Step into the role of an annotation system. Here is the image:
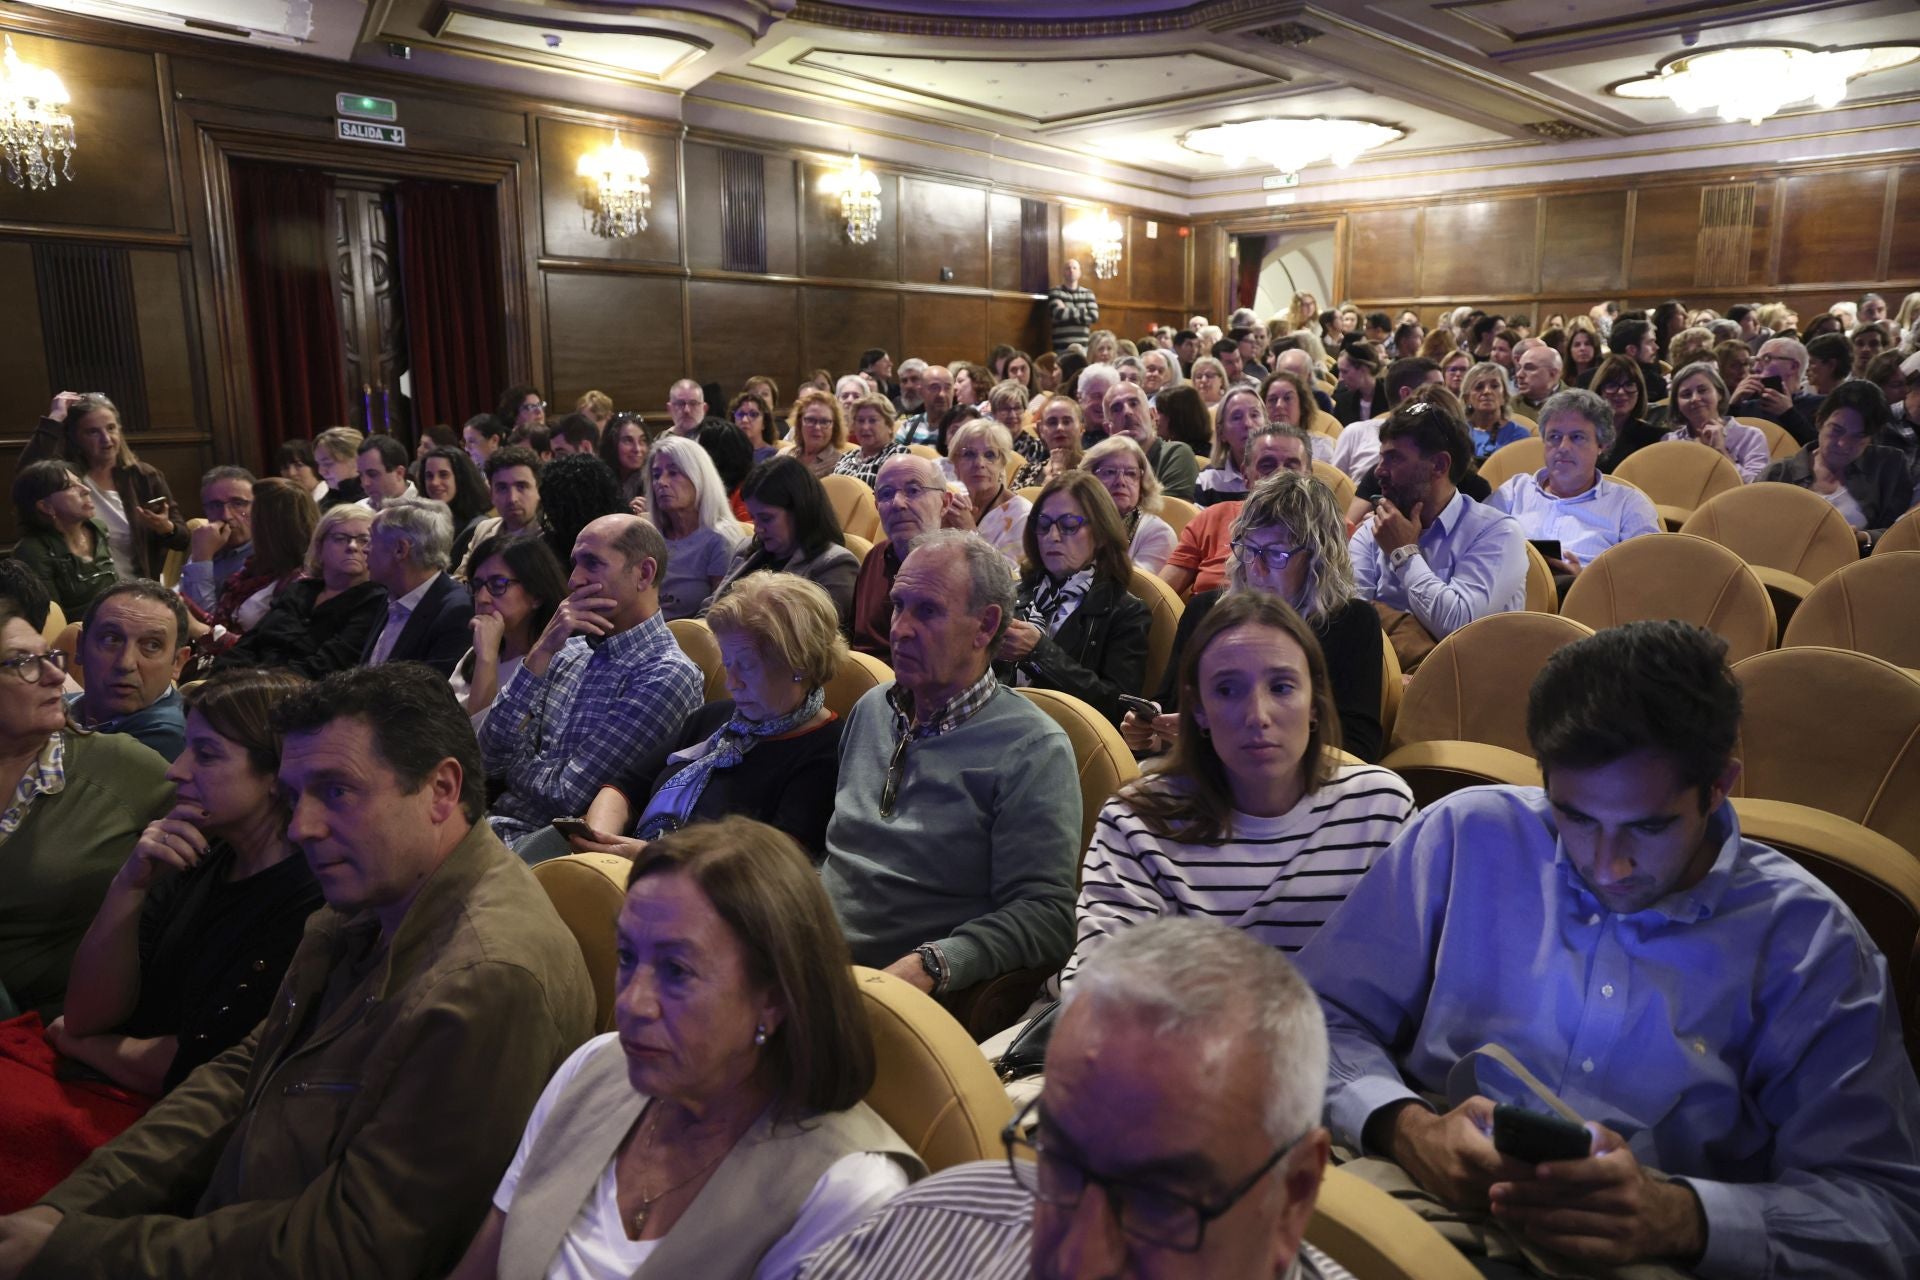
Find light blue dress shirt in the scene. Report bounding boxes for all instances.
[1296,786,1920,1279]
[1349,491,1527,638]
[176,540,254,613]
[1488,470,1662,566]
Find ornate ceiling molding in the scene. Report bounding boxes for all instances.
[788,0,1306,40]
[1523,119,1601,141]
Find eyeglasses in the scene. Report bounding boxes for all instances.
[879,729,911,818]
[326,531,372,548]
[204,498,252,517]
[1092,466,1142,483]
[876,483,936,505]
[798,415,836,430]
[0,650,67,682]
[1231,539,1304,573]
[1004,1098,1305,1254]
[473,575,521,598]
[1034,513,1090,538]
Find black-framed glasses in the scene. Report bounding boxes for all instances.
[473,575,521,598]
[878,729,911,818]
[0,650,67,683]
[1004,1098,1304,1253]
[1034,513,1090,538]
[1230,539,1303,573]
[325,531,372,548]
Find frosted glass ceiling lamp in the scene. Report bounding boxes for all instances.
[1612,44,1920,126]
[1180,117,1403,175]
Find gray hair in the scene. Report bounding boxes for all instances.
[1063,917,1328,1148]
[1226,470,1355,624]
[906,528,1015,645]
[1143,348,1183,386]
[1538,387,1615,449]
[1113,355,1144,379]
[371,497,454,571]
[897,357,928,378]
[1078,362,1120,403]
[1759,336,1809,373]
[305,502,371,576]
[1671,360,1730,412]
[876,451,942,492]
[1461,360,1508,402]
[1083,434,1162,514]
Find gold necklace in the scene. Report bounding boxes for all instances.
[628,1105,732,1236]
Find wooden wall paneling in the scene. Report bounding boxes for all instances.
[1346,209,1421,303]
[1627,184,1703,291]
[168,58,529,151]
[989,297,1046,360]
[1886,166,1920,283]
[128,250,199,435]
[1776,169,1885,285]
[1540,191,1627,294]
[763,155,800,278]
[1421,199,1536,300]
[989,193,1024,293]
[689,280,801,405]
[1191,225,1224,319]
[0,243,48,439]
[899,178,986,288]
[800,163,898,282]
[543,271,685,413]
[683,142,725,271]
[537,117,680,265]
[902,292,988,366]
[1746,179,1775,286]
[801,287,899,382]
[1128,217,1186,306]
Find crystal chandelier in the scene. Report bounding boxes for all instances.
[0,36,76,191]
[576,133,650,239]
[1181,117,1403,175]
[1068,207,1125,279]
[1613,44,1920,126]
[820,154,882,246]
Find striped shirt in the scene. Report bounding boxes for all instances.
[796,1159,1354,1279]
[835,443,908,488]
[1063,765,1415,986]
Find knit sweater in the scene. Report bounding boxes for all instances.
[821,681,1080,991]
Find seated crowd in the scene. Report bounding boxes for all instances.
[0,285,1916,1279]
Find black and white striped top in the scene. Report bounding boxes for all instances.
[1064,764,1415,986]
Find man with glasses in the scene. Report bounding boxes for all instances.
[178,466,255,614]
[1105,380,1196,501]
[1729,336,1819,445]
[798,918,1349,1279]
[847,454,952,660]
[666,379,708,439]
[821,529,1077,1005]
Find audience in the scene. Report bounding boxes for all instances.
[533,451,622,570]
[894,365,954,447]
[193,477,316,650]
[833,393,905,488]
[1330,356,1446,482]
[450,531,567,731]
[1508,342,1563,418]
[706,456,859,627]
[1728,336,1817,443]
[666,379,708,438]
[728,391,781,464]
[1761,380,1914,550]
[1016,394,1086,488]
[217,504,385,679]
[355,434,417,512]
[421,445,492,568]
[25,393,184,583]
[597,412,650,508]
[643,435,749,622]
[1332,340,1383,425]
[457,443,545,578]
[1590,353,1660,472]
[1607,316,1667,402]
[546,411,602,460]
[461,414,505,473]
[66,581,191,761]
[1195,386,1267,507]
[1105,379,1197,502]
[311,425,368,510]
[1462,360,1532,460]
[360,497,474,676]
[1662,361,1771,481]
[847,453,948,660]
[178,466,256,614]
[1161,422,1315,599]
[1084,434,1176,572]
[790,389,850,479]
[944,418,1029,560]
[10,461,119,617]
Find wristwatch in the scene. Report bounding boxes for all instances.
[914,943,950,997]
[1388,543,1421,572]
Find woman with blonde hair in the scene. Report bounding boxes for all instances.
[988,379,1045,473]
[786,388,848,478]
[1194,385,1266,507]
[1189,355,1228,414]
[216,504,385,678]
[832,394,905,488]
[1084,434,1176,573]
[1460,361,1532,460]
[1015,394,1084,489]
[944,417,1029,560]
[644,435,749,620]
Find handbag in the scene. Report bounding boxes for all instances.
[992,999,1061,1082]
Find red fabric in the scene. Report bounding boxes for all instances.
[1165,500,1242,596]
[1235,237,1263,311]
[394,180,507,436]
[230,161,349,465]
[0,1014,151,1212]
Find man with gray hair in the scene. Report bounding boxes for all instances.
[797,918,1351,1279]
[894,357,928,413]
[1076,361,1121,448]
[360,496,472,676]
[822,528,1080,1003]
[1731,335,1819,444]
[666,378,707,438]
[1106,380,1197,501]
[1141,346,1182,400]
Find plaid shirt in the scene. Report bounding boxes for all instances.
[834,442,907,488]
[886,665,999,744]
[480,611,702,844]
[0,733,63,843]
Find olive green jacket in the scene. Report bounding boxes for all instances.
[30,819,596,1280]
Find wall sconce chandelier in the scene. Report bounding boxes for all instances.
[577,132,650,239]
[1,35,76,191]
[820,153,881,245]
[1612,43,1919,126]
[1181,116,1403,176]
[1068,207,1125,279]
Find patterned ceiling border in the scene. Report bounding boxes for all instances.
[788,0,1306,40]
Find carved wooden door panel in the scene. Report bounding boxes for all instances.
[333,182,412,439]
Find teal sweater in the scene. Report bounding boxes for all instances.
[822,680,1080,991]
[0,730,173,1017]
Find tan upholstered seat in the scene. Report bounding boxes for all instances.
[1125,565,1184,698]
[1782,553,1920,670]
[1017,485,1045,505]
[855,966,1013,1172]
[1875,508,1920,555]
[39,600,65,647]
[1679,483,1860,625]
[667,617,728,701]
[1311,460,1356,512]
[1612,440,1743,530]
[1310,1166,1484,1280]
[161,519,205,590]
[1156,495,1198,537]
[1735,416,1801,462]
[1521,540,1558,613]
[823,649,892,717]
[1561,533,1776,663]
[820,473,882,542]
[907,444,941,461]
[1014,686,1140,855]
[1731,646,1920,855]
[1477,437,1544,490]
[1509,411,1538,432]
[842,531,872,562]
[53,622,82,687]
[530,853,631,1033]
[1378,629,1403,747]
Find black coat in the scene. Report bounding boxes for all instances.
[357,571,474,677]
[219,579,388,679]
[997,575,1150,725]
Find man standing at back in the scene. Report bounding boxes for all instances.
[1048,257,1099,354]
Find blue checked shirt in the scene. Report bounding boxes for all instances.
[480,611,702,845]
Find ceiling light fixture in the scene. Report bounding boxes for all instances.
[577,132,650,239]
[1181,116,1403,175]
[1066,207,1125,280]
[1612,43,1920,126]
[819,153,882,246]
[0,35,76,191]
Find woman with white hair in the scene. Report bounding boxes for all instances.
[1084,435,1176,573]
[944,417,1029,560]
[643,434,748,620]
[1140,348,1182,399]
[1189,355,1228,415]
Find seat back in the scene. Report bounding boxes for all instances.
[1389,612,1593,754]
[39,599,65,647]
[667,617,729,701]
[1735,416,1801,462]
[1521,540,1558,613]
[1679,483,1860,586]
[1309,1167,1484,1280]
[1875,508,1920,555]
[1782,552,1920,670]
[1378,629,1403,746]
[820,473,881,542]
[1561,532,1776,662]
[1477,437,1544,490]
[842,531,873,563]
[1014,686,1140,854]
[1156,495,1198,537]
[1732,646,1920,854]
[855,966,1013,1171]
[1125,564,1185,698]
[1311,460,1356,512]
[530,853,631,1033]
[1016,485,1045,505]
[162,518,206,589]
[1613,440,1743,527]
[53,621,82,687]
[823,649,892,717]
[907,444,941,461]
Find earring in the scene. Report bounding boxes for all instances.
[753,1023,768,1046]
[792,673,804,682]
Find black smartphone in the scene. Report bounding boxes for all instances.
[1760,375,1784,393]
[142,496,169,512]
[1117,694,1160,721]
[1492,1104,1592,1163]
[549,817,596,841]
[1528,538,1563,562]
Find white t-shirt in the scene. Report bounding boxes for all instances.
[86,478,136,579]
[493,1034,911,1280]
[448,649,524,734]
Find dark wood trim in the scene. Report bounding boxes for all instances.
[0,224,190,247]
[1877,168,1899,283]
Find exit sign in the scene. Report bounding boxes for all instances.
[336,93,398,122]
[337,119,406,147]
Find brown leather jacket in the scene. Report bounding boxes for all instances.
[30,820,596,1280]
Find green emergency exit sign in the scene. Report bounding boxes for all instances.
[336,93,398,122]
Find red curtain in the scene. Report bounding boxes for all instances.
[394,180,507,432]
[230,160,348,462]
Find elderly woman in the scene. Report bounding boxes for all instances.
[645,436,749,621]
[1461,361,1532,460]
[449,818,922,1280]
[216,504,387,678]
[10,461,119,617]
[706,457,860,626]
[1194,385,1266,508]
[453,531,568,730]
[1014,395,1083,490]
[832,393,905,489]
[1085,435,1176,573]
[1188,355,1228,414]
[1140,347,1181,399]
[787,389,848,479]
[1762,381,1915,551]
[1069,591,1412,984]
[728,392,782,465]
[24,393,185,582]
[1663,361,1771,481]
[987,380,1044,473]
[1133,469,1385,762]
[945,418,1029,560]
[1489,388,1661,594]
[833,375,870,421]
[994,472,1149,726]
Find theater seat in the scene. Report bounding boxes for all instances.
[856,966,1012,1171]
[38,600,65,647]
[1312,460,1357,512]
[907,444,941,462]
[53,622,82,688]
[1309,1166,1483,1280]
[1125,565,1184,698]
[842,531,872,563]
[1781,553,1920,670]
[1612,440,1742,530]
[530,853,630,1033]
[1521,541,1558,613]
[820,473,881,542]
[1156,495,1198,537]
[1017,485,1045,505]
[1874,508,1920,555]
[1014,685,1140,855]
[1561,533,1775,663]
[1378,630,1402,746]
[667,617,728,700]
[1735,416,1802,462]
[823,649,892,717]
[1680,483,1859,626]
[162,519,205,589]
[1476,437,1543,490]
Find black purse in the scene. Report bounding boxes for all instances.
[992,999,1061,1082]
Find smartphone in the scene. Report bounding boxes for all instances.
[1117,694,1161,721]
[1528,539,1563,562]
[1760,375,1784,393]
[142,496,169,512]
[549,817,596,841]
[1492,1104,1591,1164]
